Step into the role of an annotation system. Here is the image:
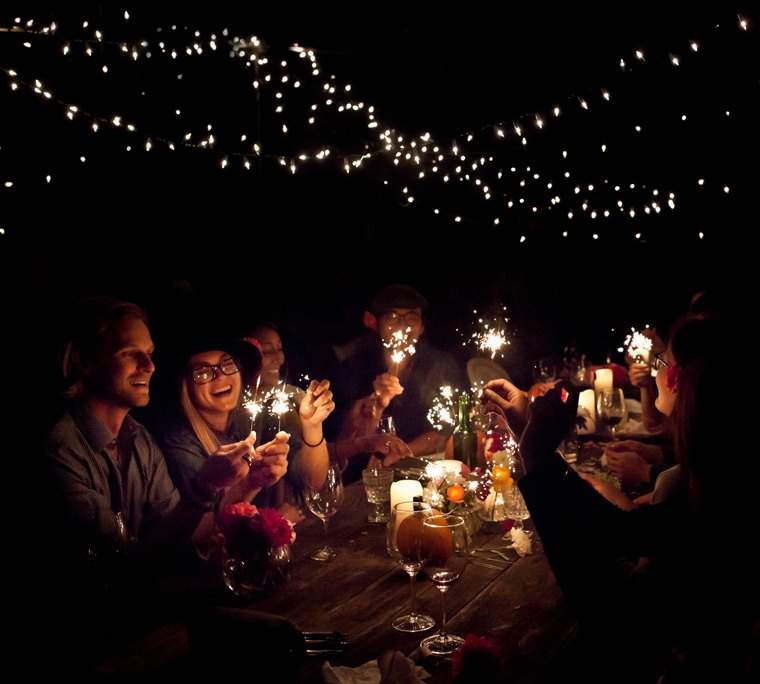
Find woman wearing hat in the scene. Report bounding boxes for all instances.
[156,334,333,523]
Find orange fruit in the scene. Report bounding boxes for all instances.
[446,484,465,503]
[491,465,513,489]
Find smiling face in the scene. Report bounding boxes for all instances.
[85,317,155,409]
[256,326,285,383]
[186,350,242,417]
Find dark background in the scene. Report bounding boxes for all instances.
[1,3,754,395]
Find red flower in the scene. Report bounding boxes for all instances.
[252,508,295,548]
[450,634,502,680]
[218,502,258,536]
[500,519,514,533]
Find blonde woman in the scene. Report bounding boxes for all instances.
[157,335,332,523]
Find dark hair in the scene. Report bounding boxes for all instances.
[62,298,148,398]
[688,290,722,318]
[369,284,428,317]
[669,317,724,505]
[247,322,281,340]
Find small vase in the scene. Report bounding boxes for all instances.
[223,545,292,600]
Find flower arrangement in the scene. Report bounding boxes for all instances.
[218,502,296,597]
[421,461,484,515]
[218,502,296,554]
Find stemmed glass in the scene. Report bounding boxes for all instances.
[376,414,414,462]
[532,357,557,383]
[305,463,344,561]
[387,501,436,632]
[597,388,627,437]
[420,514,470,655]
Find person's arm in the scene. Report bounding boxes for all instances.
[482,378,530,434]
[338,373,404,440]
[406,430,446,457]
[296,380,334,489]
[47,443,123,549]
[329,433,411,470]
[143,433,257,554]
[158,433,258,549]
[338,394,381,439]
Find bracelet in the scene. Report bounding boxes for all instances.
[302,433,326,448]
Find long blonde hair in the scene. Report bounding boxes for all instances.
[180,376,222,456]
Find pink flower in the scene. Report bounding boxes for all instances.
[251,508,296,548]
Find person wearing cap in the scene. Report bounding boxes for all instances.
[155,329,332,524]
[47,298,266,564]
[334,284,466,462]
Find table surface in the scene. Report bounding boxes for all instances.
[242,481,578,682]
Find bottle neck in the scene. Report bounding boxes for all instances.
[456,395,471,432]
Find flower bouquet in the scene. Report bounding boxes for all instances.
[218,502,296,599]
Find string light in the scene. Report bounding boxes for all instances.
[0,12,750,240]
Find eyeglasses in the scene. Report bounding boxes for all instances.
[190,357,239,385]
[386,310,422,325]
[651,352,671,371]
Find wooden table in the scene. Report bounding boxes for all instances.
[242,482,578,682]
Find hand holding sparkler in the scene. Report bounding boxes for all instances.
[482,378,530,431]
[197,435,257,492]
[623,328,654,365]
[299,379,336,428]
[629,363,654,388]
[373,372,404,409]
[247,431,290,489]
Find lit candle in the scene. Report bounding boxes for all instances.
[578,389,596,434]
[593,369,613,395]
[390,480,423,515]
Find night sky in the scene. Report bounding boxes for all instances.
[2,4,755,398]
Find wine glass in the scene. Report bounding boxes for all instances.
[387,501,436,632]
[503,482,531,536]
[597,388,627,437]
[375,414,414,463]
[420,514,470,656]
[378,414,396,436]
[305,463,344,561]
[532,357,557,383]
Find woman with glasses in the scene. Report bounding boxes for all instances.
[156,334,331,524]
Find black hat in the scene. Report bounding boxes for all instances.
[177,332,263,387]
